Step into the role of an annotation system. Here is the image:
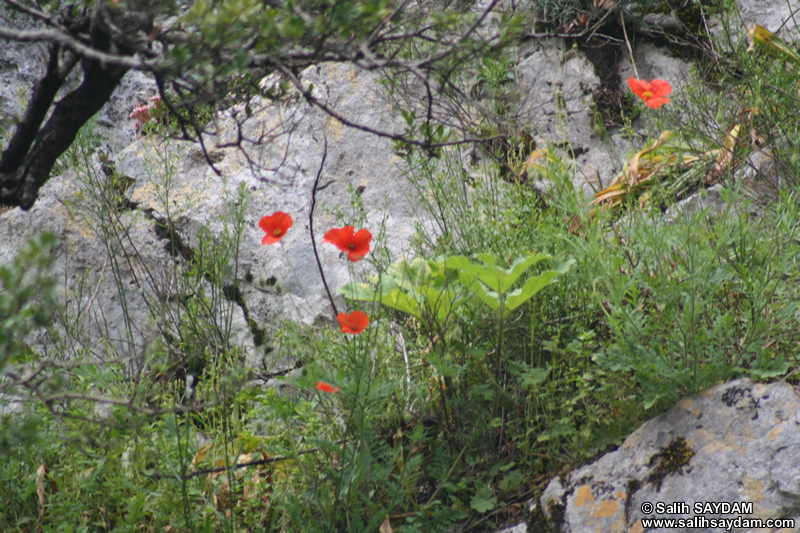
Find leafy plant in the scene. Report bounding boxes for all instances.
[4,2,800,531]
[341,252,573,385]
[340,256,470,331]
[0,233,58,452]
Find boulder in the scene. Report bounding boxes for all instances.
[516,38,622,196]
[503,379,800,532]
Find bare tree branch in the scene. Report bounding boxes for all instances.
[0,0,523,209]
[0,25,152,70]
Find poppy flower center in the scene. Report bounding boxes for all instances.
[351,325,358,331]
[643,91,653,99]
[274,229,283,236]
[349,243,355,249]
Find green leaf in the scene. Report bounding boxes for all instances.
[503,270,559,313]
[470,253,551,293]
[750,351,789,379]
[339,282,380,301]
[422,287,455,324]
[643,394,663,410]
[503,258,575,313]
[470,487,497,513]
[339,255,472,328]
[498,462,516,472]
[380,288,423,320]
[499,470,524,492]
[520,367,549,389]
[468,281,502,312]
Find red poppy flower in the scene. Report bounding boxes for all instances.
[323,226,372,261]
[316,381,340,393]
[337,311,369,334]
[627,78,672,109]
[259,212,293,245]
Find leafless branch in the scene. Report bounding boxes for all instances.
[0,25,152,70]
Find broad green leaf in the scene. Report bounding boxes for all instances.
[422,286,471,325]
[384,260,419,291]
[470,253,552,293]
[470,487,497,513]
[468,281,501,312]
[503,270,560,313]
[520,367,549,389]
[339,282,381,301]
[504,258,574,312]
[380,288,423,320]
[339,253,571,328]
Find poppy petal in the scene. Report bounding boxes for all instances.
[627,78,649,98]
[316,381,340,393]
[324,226,372,261]
[649,79,672,97]
[337,311,369,334]
[323,227,354,251]
[348,229,371,261]
[260,212,293,245]
[628,78,672,108]
[352,229,372,248]
[645,96,670,109]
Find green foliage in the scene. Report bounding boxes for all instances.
[0,233,57,372]
[449,253,573,317]
[4,2,800,531]
[0,233,58,454]
[339,255,473,329]
[592,204,799,409]
[1,130,264,531]
[136,96,217,140]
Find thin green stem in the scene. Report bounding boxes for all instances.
[494,303,505,380]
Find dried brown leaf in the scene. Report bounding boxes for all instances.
[36,463,46,532]
[379,516,394,533]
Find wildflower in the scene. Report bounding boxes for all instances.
[316,381,340,393]
[627,78,672,109]
[129,101,152,128]
[130,95,165,129]
[337,311,369,334]
[259,212,293,244]
[323,226,372,261]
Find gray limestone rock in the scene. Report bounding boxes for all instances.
[0,62,425,376]
[516,39,634,197]
[116,62,421,333]
[506,379,800,532]
[662,183,729,224]
[0,5,46,138]
[2,4,800,530]
[0,2,157,153]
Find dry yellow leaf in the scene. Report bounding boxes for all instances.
[379,515,394,533]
